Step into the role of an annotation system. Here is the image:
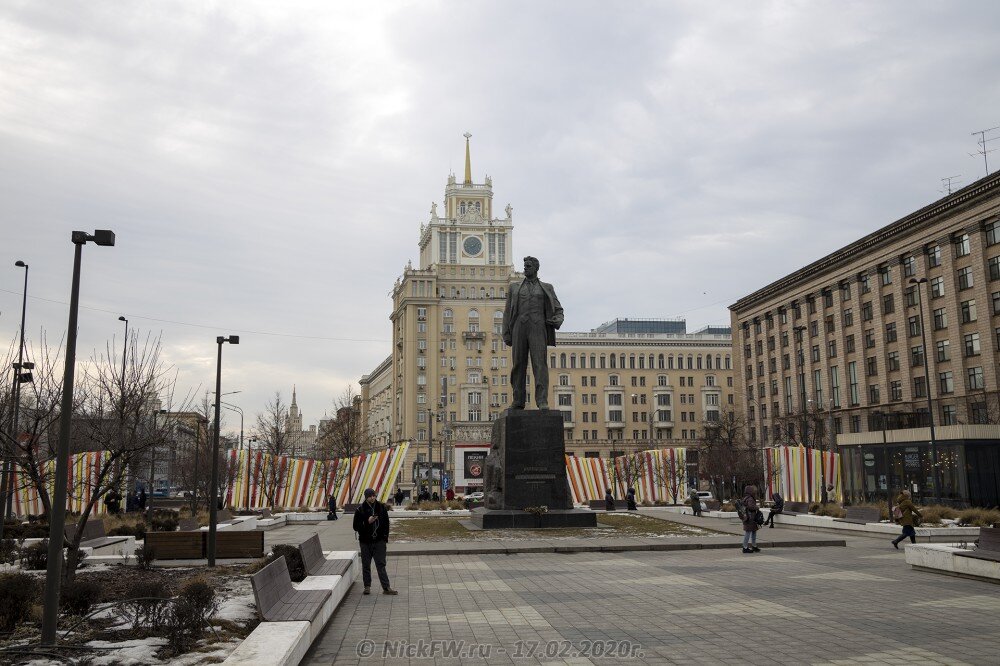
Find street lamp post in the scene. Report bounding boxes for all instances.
[909,277,942,503]
[149,409,167,519]
[0,260,30,540]
[220,402,244,510]
[41,229,115,646]
[208,335,239,567]
[192,417,208,513]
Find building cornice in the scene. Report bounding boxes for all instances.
[730,170,1000,313]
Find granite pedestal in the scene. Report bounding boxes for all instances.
[473,408,596,529]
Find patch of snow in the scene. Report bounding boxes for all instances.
[85,637,168,665]
[215,593,256,623]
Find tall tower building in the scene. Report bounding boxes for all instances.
[378,135,518,491]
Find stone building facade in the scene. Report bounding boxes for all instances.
[730,171,1000,507]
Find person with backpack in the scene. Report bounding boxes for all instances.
[739,485,762,553]
[891,489,922,549]
[764,492,784,528]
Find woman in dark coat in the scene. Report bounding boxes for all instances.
[605,489,615,512]
[625,487,637,511]
[741,485,760,554]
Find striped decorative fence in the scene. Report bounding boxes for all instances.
[764,445,841,503]
[223,442,410,509]
[9,450,117,517]
[566,448,689,505]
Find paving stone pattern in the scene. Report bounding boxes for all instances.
[301,534,1000,665]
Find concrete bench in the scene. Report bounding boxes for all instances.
[956,527,1000,563]
[784,501,810,514]
[65,519,129,551]
[250,556,331,622]
[836,506,880,525]
[298,534,353,577]
[217,530,264,558]
[588,499,630,510]
[146,531,205,559]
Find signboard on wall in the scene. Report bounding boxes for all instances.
[455,445,490,488]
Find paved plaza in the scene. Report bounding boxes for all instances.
[264,516,1000,665]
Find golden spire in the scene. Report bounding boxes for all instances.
[463,132,472,185]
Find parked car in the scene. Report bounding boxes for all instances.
[171,489,193,499]
[463,492,484,502]
[693,491,714,501]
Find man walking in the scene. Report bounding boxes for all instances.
[503,256,564,409]
[353,488,398,595]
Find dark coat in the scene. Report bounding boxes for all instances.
[771,493,784,512]
[328,495,338,513]
[605,491,615,511]
[742,494,760,532]
[503,278,565,347]
[353,500,390,543]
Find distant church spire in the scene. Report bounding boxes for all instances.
[463,132,473,185]
[292,385,297,405]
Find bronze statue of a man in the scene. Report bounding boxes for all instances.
[502,256,564,409]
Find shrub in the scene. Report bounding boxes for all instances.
[815,504,846,518]
[151,515,178,532]
[721,502,736,512]
[61,579,102,616]
[808,502,821,514]
[2,521,49,539]
[268,544,305,582]
[0,572,39,631]
[20,539,48,570]
[179,577,217,623]
[957,507,1000,527]
[116,579,170,629]
[137,544,157,570]
[109,522,147,540]
[0,538,16,565]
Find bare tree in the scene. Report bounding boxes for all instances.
[695,412,765,503]
[316,387,372,506]
[252,392,292,507]
[0,333,78,520]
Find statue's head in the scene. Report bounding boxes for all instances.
[523,256,539,278]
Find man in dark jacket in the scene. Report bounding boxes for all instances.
[353,488,397,595]
[605,489,615,512]
[626,487,638,511]
[327,493,338,520]
[689,493,703,517]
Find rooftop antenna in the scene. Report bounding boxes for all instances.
[940,175,962,196]
[970,125,1000,176]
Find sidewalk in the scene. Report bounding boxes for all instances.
[263,508,845,556]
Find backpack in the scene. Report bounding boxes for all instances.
[891,505,903,521]
[754,509,765,526]
[734,498,748,522]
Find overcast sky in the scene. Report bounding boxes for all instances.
[2,1,1000,435]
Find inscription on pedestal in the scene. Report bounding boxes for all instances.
[483,408,573,510]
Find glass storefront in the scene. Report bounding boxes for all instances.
[842,441,975,506]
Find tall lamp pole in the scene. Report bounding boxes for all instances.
[0,260,31,540]
[41,229,115,646]
[117,315,129,498]
[208,335,239,567]
[910,277,942,502]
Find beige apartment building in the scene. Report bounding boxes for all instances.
[360,137,733,497]
[730,171,1000,507]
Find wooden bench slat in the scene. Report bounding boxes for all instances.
[250,557,330,622]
